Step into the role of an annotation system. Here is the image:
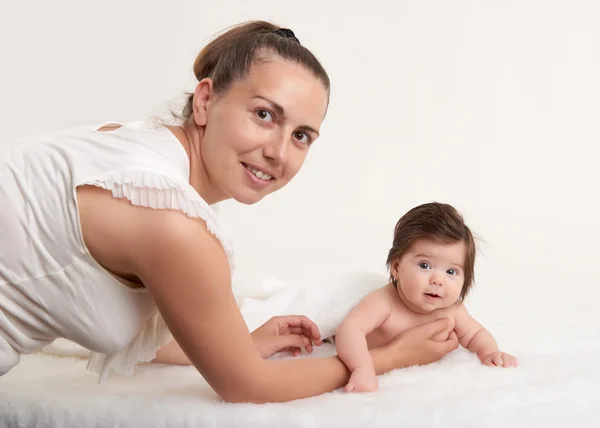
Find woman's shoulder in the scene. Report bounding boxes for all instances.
[78,165,232,260]
[77,184,233,282]
[6,120,188,174]
[95,119,190,167]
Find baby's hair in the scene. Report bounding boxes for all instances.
[386,202,476,300]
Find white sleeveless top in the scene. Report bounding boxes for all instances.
[0,120,234,381]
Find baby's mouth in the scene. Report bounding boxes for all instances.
[425,293,441,299]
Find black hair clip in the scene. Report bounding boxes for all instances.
[273,28,300,44]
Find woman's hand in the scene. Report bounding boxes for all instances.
[251,315,323,358]
[371,318,459,374]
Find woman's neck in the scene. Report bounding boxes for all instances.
[167,121,229,205]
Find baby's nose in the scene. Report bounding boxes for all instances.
[430,275,444,286]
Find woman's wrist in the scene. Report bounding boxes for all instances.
[370,342,408,375]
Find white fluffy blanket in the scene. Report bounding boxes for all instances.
[1,273,598,428]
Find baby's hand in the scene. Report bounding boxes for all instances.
[482,351,518,368]
[345,367,378,393]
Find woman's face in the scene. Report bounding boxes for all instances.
[193,54,329,205]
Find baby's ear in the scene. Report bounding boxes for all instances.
[390,258,401,277]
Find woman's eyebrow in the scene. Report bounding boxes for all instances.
[253,95,320,136]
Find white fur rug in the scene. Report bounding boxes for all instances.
[1,273,598,428]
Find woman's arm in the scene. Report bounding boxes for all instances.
[78,187,458,403]
[131,207,345,402]
[154,313,322,365]
[154,339,192,365]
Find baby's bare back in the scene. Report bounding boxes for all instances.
[365,285,457,349]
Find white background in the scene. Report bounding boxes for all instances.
[2,0,599,341]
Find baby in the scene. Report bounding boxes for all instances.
[335,202,517,393]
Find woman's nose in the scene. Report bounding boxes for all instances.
[262,134,287,164]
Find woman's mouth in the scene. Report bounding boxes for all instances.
[242,163,273,181]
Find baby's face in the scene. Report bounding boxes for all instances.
[393,238,466,314]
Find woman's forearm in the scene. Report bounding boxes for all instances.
[371,345,400,375]
[225,355,349,403]
[231,344,407,404]
[152,340,396,402]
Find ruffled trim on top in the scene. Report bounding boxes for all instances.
[80,169,235,382]
[82,169,235,272]
[86,312,172,382]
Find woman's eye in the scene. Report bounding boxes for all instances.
[293,131,309,144]
[447,268,457,276]
[419,262,430,270]
[256,109,273,122]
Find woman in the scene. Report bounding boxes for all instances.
[0,20,458,403]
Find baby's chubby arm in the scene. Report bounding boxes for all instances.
[453,303,517,367]
[453,303,496,359]
[336,289,393,370]
[335,289,393,390]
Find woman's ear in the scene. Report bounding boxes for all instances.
[192,78,215,127]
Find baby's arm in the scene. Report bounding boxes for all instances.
[453,304,518,368]
[335,289,393,392]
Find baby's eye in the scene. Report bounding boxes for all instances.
[447,268,457,276]
[419,262,431,270]
[256,109,273,122]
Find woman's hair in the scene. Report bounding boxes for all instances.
[179,20,330,122]
[386,202,477,300]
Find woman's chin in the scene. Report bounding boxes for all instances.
[232,178,282,204]
[233,191,266,205]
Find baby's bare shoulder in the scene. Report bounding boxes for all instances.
[346,283,384,306]
[357,286,392,308]
[425,301,464,322]
[443,301,464,315]
[379,285,413,318]
[379,283,404,305]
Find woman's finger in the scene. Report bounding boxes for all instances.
[431,334,459,355]
[283,327,320,350]
[282,346,302,357]
[286,330,315,351]
[288,326,304,335]
[300,328,322,345]
[278,332,309,351]
[279,315,322,340]
[403,318,451,342]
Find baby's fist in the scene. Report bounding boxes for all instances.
[345,368,378,393]
[482,352,518,368]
